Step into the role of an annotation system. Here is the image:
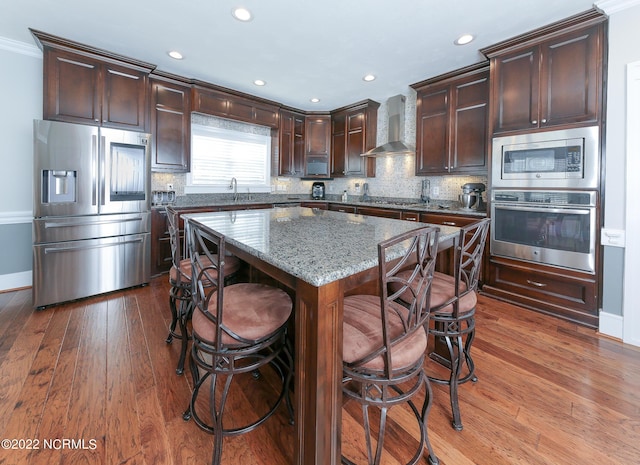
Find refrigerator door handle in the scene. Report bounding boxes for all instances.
[43,217,144,229]
[92,134,98,206]
[99,135,106,206]
[43,237,146,254]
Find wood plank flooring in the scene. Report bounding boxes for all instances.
[0,277,639,465]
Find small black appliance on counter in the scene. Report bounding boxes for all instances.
[311,182,325,200]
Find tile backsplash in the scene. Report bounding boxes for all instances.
[152,88,488,204]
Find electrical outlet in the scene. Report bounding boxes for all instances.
[355,183,361,193]
[167,183,174,191]
[432,186,440,197]
[601,228,625,247]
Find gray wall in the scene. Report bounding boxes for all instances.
[600,2,640,319]
[0,40,41,284]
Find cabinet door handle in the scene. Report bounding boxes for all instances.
[532,120,538,125]
[442,221,457,226]
[406,217,417,221]
[527,279,547,288]
[541,119,547,123]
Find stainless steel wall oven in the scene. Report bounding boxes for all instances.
[490,190,597,273]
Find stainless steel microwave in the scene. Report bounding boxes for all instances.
[491,126,599,189]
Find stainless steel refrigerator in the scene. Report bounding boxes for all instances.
[32,120,151,308]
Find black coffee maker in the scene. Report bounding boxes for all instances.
[311,182,325,199]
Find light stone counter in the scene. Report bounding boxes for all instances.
[184,206,459,287]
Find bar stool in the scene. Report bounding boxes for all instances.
[342,226,440,465]
[182,218,294,465]
[391,218,490,431]
[428,218,490,431]
[164,206,240,375]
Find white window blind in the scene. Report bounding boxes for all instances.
[186,115,272,193]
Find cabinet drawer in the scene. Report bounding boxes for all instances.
[328,204,356,213]
[356,206,401,219]
[486,257,597,326]
[402,211,421,222]
[421,213,480,227]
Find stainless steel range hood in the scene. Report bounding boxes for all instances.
[362,94,414,157]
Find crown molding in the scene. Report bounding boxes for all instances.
[596,0,640,14]
[0,36,41,58]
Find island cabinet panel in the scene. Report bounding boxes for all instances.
[483,11,606,134]
[150,74,191,172]
[483,256,598,328]
[191,86,280,128]
[330,100,379,177]
[412,63,489,176]
[40,44,151,131]
[279,109,305,177]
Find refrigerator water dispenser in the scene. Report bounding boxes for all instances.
[42,170,76,203]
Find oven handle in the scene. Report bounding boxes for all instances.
[493,204,593,215]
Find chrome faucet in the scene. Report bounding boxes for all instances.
[229,177,238,202]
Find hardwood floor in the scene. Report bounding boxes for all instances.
[0,277,639,465]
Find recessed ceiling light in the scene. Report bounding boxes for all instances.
[454,34,475,45]
[363,74,376,82]
[232,7,252,22]
[310,98,320,103]
[168,50,183,60]
[254,79,266,86]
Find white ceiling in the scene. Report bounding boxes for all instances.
[1,0,599,111]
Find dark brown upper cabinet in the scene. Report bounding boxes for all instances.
[304,115,331,178]
[150,73,191,173]
[330,100,379,177]
[191,84,279,129]
[481,10,606,135]
[278,109,305,177]
[412,63,489,175]
[32,30,153,132]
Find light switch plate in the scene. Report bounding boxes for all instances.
[601,228,626,247]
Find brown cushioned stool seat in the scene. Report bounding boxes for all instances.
[344,295,427,371]
[192,283,292,345]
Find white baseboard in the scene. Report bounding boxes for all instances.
[0,271,32,292]
[598,311,623,340]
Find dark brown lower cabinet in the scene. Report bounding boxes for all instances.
[482,256,598,328]
[356,206,401,219]
[328,203,356,214]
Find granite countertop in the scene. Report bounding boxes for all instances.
[183,206,460,287]
[155,194,487,217]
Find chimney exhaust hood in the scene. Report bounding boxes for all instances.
[362,94,414,157]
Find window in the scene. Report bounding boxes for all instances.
[186,114,272,194]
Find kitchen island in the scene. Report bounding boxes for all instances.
[183,206,460,465]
